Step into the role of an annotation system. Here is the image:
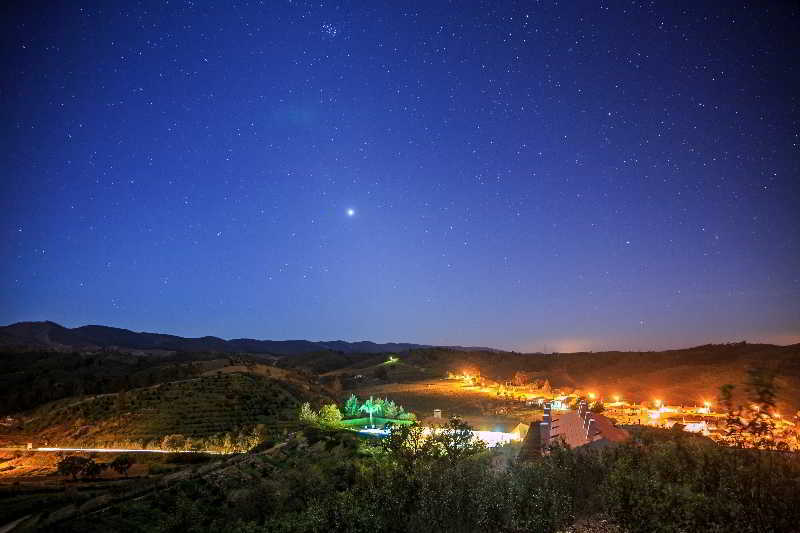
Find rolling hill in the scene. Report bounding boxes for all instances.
[394,344,800,411]
[0,321,434,355]
[277,343,800,412]
[1,363,334,449]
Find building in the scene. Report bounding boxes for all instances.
[518,401,629,460]
[511,422,530,440]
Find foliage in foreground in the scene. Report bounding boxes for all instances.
[57,422,800,533]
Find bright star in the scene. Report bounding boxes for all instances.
[346,208,355,217]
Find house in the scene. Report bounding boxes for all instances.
[518,400,629,460]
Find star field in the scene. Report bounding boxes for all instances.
[1,1,798,351]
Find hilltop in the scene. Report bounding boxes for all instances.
[0,321,437,355]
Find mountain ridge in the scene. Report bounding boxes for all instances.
[0,321,499,355]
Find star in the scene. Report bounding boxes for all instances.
[346,208,355,217]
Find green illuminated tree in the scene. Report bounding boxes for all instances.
[384,399,399,418]
[344,393,361,417]
[359,396,382,427]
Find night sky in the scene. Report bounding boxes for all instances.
[2,2,798,352]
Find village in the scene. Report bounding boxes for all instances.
[438,369,800,451]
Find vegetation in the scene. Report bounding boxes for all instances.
[109,454,135,476]
[719,366,789,449]
[45,421,799,533]
[0,350,246,416]
[344,393,360,417]
[13,372,332,450]
[298,402,345,429]
[3,347,800,532]
[359,396,381,427]
[317,404,343,428]
[56,455,106,481]
[381,417,487,471]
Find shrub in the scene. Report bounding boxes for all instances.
[318,404,343,428]
[162,434,186,451]
[298,402,319,425]
[109,454,134,476]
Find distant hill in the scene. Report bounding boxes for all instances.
[384,344,800,412]
[0,321,465,355]
[273,344,800,412]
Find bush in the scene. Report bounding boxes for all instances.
[162,434,186,451]
[318,404,343,428]
[109,455,134,476]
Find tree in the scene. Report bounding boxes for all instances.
[744,366,780,449]
[299,402,319,425]
[383,399,399,418]
[719,366,782,449]
[359,396,382,427]
[162,434,186,452]
[109,454,134,477]
[83,459,106,479]
[382,418,486,472]
[344,394,361,418]
[57,456,91,481]
[373,397,386,414]
[430,417,487,464]
[246,424,270,449]
[318,404,343,428]
[381,422,436,473]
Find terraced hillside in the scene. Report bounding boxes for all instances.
[8,370,333,449]
[0,349,277,416]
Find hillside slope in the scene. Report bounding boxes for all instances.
[1,366,334,449]
[307,343,800,411]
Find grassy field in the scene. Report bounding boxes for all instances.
[352,380,543,433]
[340,417,414,427]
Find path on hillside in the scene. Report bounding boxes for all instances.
[0,446,222,454]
